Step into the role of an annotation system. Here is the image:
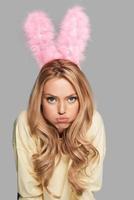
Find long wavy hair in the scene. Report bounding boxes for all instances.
[27,59,100,196]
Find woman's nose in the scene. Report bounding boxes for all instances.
[58,101,66,114]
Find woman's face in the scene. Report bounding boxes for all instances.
[42,78,79,134]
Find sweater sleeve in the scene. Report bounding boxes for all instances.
[12,111,43,200]
[81,110,106,200]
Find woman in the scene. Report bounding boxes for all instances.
[12,59,106,200]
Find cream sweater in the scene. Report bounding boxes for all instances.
[12,110,106,200]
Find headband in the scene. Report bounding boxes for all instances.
[24,6,91,69]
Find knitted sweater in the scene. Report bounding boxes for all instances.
[12,109,106,200]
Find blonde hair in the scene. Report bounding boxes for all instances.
[27,59,100,196]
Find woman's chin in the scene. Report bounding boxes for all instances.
[56,123,70,133]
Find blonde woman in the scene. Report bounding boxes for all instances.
[12,59,106,200]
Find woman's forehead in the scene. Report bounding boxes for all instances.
[43,78,76,96]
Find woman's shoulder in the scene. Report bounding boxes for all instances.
[13,110,37,152]
[92,109,104,127]
[16,110,28,123]
[86,109,105,141]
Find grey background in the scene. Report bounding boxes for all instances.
[0,0,133,199]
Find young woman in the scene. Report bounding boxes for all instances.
[12,59,106,200]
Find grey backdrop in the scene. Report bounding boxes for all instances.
[0,0,133,199]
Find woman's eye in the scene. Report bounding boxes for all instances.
[68,96,78,103]
[46,96,78,104]
[46,97,56,104]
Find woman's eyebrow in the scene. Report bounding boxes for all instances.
[43,93,77,97]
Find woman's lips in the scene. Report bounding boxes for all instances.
[56,118,69,123]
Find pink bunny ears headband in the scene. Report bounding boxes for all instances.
[24,6,91,69]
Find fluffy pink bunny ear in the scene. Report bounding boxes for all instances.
[57,6,91,66]
[24,6,91,68]
[24,11,61,67]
